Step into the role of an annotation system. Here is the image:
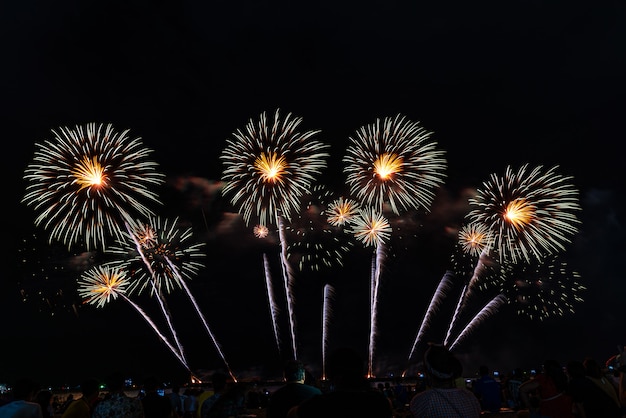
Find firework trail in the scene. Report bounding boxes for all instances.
[278,215,299,360]
[445,247,498,346]
[263,252,281,353]
[256,225,281,351]
[22,123,164,251]
[221,109,329,360]
[408,270,455,362]
[448,294,507,352]
[343,114,446,375]
[166,256,238,382]
[123,221,188,365]
[322,283,335,381]
[368,243,385,378]
[78,265,189,371]
[347,207,392,377]
[443,283,467,348]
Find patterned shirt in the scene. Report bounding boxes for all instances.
[409,387,481,418]
[92,393,144,418]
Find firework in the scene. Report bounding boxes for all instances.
[467,164,581,264]
[220,109,330,227]
[500,257,585,321]
[286,185,354,272]
[254,224,270,238]
[22,123,164,250]
[78,265,189,370]
[343,114,447,215]
[457,223,491,258]
[106,216,206,296]
[327,197,360,226]
[78,265,130,308]
[348,207,392,248]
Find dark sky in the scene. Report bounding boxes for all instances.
[3,1,625,388]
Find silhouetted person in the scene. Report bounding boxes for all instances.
[409,344,481,417]
[200,372,228,418]
[583,357,621,416]
[472,365,502,413]
[168,384,184,418]
[141,376,174,418]
[203,382,248,418]
[93,371,144,418]
[266,360,322,418]
[567,359,621,418]
[503,367,524,410]
[61,377,101,418]
[0,378,43,418]
[519,359,573,418]
[35,390,54,418]
[288,347,393,418]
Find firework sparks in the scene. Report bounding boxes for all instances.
[77,265,189,370]
[500,257,585,321]
[18,231,90,317]
[22,123,164,250]
[467,164,581,264]
[286,185,354,272]
[348,207,392,248]
[343,114,447,215]
[220,109,330,227]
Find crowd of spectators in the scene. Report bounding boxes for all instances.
[1,345,624,418]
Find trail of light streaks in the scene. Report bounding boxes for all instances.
[322,283,335,381]
[448,294,507,352]
[408,271,455,362]
[368,243,385,378]
[263,253,281,353]
[164,256,238,382]
[279,215,298,360]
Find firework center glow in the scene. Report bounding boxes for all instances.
[73,155,107,191]
[254,152,288,183]
[373,152,403,180]
[503,199,534,230]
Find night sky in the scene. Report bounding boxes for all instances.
[3,1,625,388]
